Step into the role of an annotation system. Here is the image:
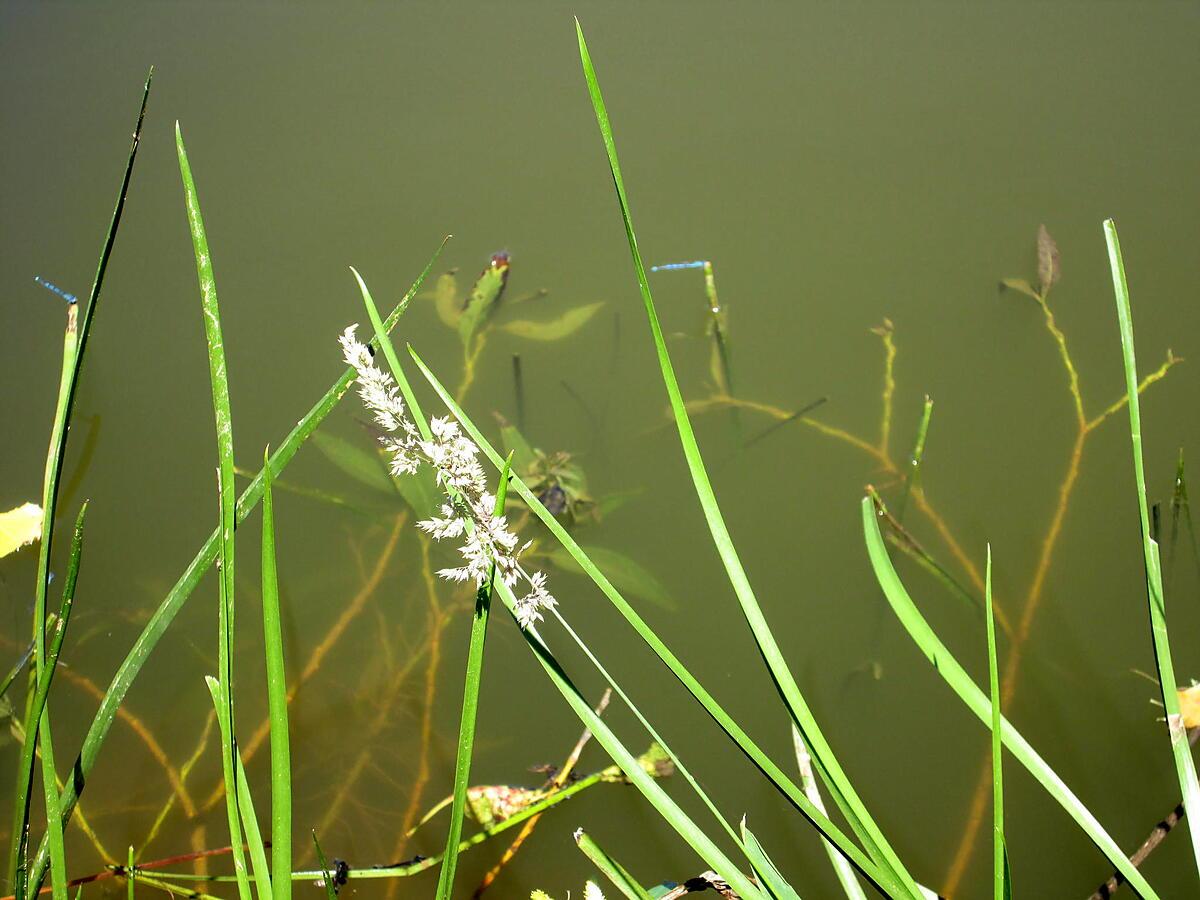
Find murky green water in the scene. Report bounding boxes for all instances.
[3,2,1200,897]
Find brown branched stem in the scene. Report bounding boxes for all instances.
[471,689,613,896]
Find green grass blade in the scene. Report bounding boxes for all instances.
[434,454,513,899]
[790,725,868,900]
[573,830,652,900]
[22,239,445,899]
[235,753,272,900]
[261,448,291,900]
[310,832,336,900]
[408,347,902,897]
[861,496,1160,898]
[985,547,1006,900]
[574,22,917,896]
[1104,217,1200,881]
[740,818,802,900]
[204,677,252,900]
[178,122,250,900]
[896,395,933,522]
[9,506,86,898]
[495,580,765,900]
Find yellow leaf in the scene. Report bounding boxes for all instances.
[0,503,43,559]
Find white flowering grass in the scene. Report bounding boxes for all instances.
[339,325,556,629]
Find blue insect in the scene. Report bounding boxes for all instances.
[34,276,77,305]
[649,260,708,273]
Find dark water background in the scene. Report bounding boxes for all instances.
[3,2,1200,896]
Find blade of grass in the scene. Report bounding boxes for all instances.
[573,830,652,900]
[434,453,513,899]
[310,832,336,900]
[791,725,867,900]
[861,496,1160,898]
[177,123,252,900]
[260,448,291,900]
[739,818,802,900]
[408,346,902,897]
[1104,217,1200,882]
[984,548,1008,900]
[22,239,446,900]
[16,70,152,900]
[574,21,918,897]
[9,507,85,899]
[235,753,272,900]
[202,677,252,900]
[896,396,933,522]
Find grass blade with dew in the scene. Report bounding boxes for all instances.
[177,122,253,900]
[861,496,1160,897]
[9,506,86,900]
[22,239,446,900]
[408,348,903,897]
[573,830,652,900]
[261,448,291,900]
[15,69,152,900]
[740,818,802,900]
[574,20,919,897]
[434,453,513,900]
[984,547,1009,900]
[1104,217,1200,881]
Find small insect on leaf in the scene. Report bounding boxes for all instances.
[501,301,605,341]
[1036,224,1061,296]
[0,503,43,560]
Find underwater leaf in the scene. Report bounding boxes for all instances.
[1037,224,1061,295]
[998,278,1039,301]
[433,271,462,328]
[500,302,605,341]
[498,418,538,473]
[548,544,677,611]
[458,253,510,347]
[311,431,395,496]
[0,503,43,559]
[739,819,801,900]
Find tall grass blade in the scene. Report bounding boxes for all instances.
[434,454,513,899]
[203,677,253,900]
[261,448,291,900]
[1104,217,1200,881]
[15,69,152,900]
[23,240,446,899]
[574,21,918,897]
[311,832,336,900]
[177,123,251,900]
[573,830,652,900]
[984,548,1008,900]
[408,347,902,896]
[861,496,1160,898]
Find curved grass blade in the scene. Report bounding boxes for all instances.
[740,819,801,900]
[574,830,652,900]
[408,347,902,897]
[22,239,449,900]
[434,454,513,899]
[574,21,918,897]
[1104,218,1200,882]
[261,449,291,900]
[310,832,335,900]
[861,496,1160,898]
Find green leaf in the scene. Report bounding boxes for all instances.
[433,271,462,328]
[575,20,919,897]
[740,819,802,900]
[861,495,1160,898]
[311,431,395,496]
[998,278,1039,300]
[547,545,676,612]
[499,419,538,474]
[1105,218,1200,881]
[500,302,605,341]
[458,255,510,347]
[985,547,1005,900]
[574,830,652,900]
